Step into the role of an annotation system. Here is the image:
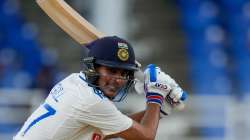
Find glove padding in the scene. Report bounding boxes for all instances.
[160,87,187,117]
[144,65,172,98]
[143,64,187,115]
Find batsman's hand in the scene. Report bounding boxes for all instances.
[160,87,187,117]
[144,64,187,115]
[144,64,173,106]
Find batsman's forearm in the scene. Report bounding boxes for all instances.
[140,103,161,139]
[104,104,161,140]
[128,110,145,123]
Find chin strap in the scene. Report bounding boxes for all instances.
[111,79,134,102]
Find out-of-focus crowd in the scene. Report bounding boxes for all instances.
[0,0,64,93]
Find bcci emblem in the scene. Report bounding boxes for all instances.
[117,42,129,61]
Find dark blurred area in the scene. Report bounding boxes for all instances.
[0,0,66,92]
[0,0,250,140]
[177,0,250,97]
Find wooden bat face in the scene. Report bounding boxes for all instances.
[36,0,105,45]
[37,0,141,67]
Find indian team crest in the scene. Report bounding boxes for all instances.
[117,42,129,61]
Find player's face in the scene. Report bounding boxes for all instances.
[96,66,129,99]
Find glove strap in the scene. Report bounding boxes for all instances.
[160,109,168,116]
[146,92,164,106]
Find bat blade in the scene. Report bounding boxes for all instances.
[36,0,141,66]
[36,0,105,45]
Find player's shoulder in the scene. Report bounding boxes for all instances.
[60,72,107,104]
[59,72,88,89]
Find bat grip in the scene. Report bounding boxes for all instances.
[180,91,188,101]
[147,64,157,82]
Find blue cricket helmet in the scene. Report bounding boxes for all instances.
[86,36,139,71]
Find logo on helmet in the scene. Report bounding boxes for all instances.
[117,42,129,61]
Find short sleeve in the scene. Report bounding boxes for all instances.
[76,99,133,135]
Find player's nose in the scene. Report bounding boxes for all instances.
[111,75,126,85]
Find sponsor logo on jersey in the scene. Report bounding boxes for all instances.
[92,133,102,140]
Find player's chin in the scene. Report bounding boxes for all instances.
[103,89,117,99]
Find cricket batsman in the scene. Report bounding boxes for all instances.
[13,36,187,140]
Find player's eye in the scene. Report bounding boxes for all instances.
[107,68,131,80]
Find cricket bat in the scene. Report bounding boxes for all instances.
[36,0,142,66]
[36,0,105,45]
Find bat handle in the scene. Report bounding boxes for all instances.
[180,91,187,101]
[147,64,157,82]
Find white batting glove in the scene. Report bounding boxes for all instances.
[160,86,187,117]
[144,64,172,106]
[143,64,187,116]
